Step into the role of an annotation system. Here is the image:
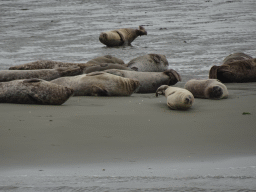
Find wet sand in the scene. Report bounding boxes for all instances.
[1,82,256,191]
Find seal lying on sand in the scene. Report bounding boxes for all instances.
[84,63,132,74]
[223,52,253,65]
[99,26,147,47]
[0,67,82,82]
[127,54,169,72]
[104,69,181,93]
[0,79,73,105]
[51,72,140,96]
[184,79,228,99]
[209,53,256,83]
[156,85,194,110]
[9,55,125,70]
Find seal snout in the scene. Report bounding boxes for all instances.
[185,95,193,105]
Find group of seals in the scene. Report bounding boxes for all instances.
[0,79,73,105]
[99,26,147,47]
[209,52,256,83]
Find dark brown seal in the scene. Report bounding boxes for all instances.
[51,72,140,96]
[99,26,147,47]
[0,78,73,105]
[184,79,228,99]
[127,54,169,72]
[0,67,82,82]
[104,69,181,93]
[84,63,133,74]
[209,53,256,83]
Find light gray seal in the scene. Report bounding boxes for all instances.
[51,72,140,96]
[84,63,133,74]
[9,55,125,70]
[104,69,181,93]
[209,53,256,83]
[156,85,194,110]
[99,26,147,47]
[184,79,228,99]
[127,54,169,72]
[0,67,82,82]
[0,78,73,105]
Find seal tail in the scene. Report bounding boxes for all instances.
[209,65,219,79]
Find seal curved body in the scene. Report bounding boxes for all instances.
[104,69,181,93]
[0,67,82,82]
[9,55,125,70]
[223,52,253,65]
[127,54,169,72]
[156,85,194,110]
[184,79,228,99]
[84,63,132,74]
[99,26,147,47]
[209,54,256,83]
[0,79,73,105]
[51,72,140,96]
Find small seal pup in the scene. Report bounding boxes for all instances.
[0,78,73,105]
[99,26,147,47]
[104,69,181,93]
[209,56,256,83]
[84,63,133,74]
[127,54,169,72]
[0,67,82,82]
[9,55,125,70]
[156,85,194,110]
[184,79,228,99]
[51,72,140,96]
[223,52,253,65]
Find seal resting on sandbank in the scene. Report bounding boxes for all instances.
[127,54,169,72]
[209,53,256,83]
[9,55,125,70]
[51,72,140,96]
[184,79,228,99]
[0,78,73,105]
[104,69,181,93]
[0,67,82,82]
[156,85,194,110]
[99,26,147,47]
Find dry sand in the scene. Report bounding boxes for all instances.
[1,82,256,190]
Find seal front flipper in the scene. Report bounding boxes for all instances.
[23,78,42,83]
[92,85,109,96]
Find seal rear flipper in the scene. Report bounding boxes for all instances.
[92,85,109,96]
[163,69,182,83]
[56,67,82,77]
[137,26,147,36]
[149,54,161,63]
[209,65,219,79]
[155,85,169,97]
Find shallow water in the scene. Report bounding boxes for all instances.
[1,0,256,191]
[1,0,255,82]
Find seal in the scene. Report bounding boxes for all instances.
[104,69,181,93]
[0,78,73,105]
[156,85,194,110]
[184,79,228,99]
[9,55,125,70]
[51,72,140,96]
[223,52,253,65]
[84,63,133,74]
[99,26,147,47]
[0,67,82,82]
[127,54,169,72]
[209,57,256,83]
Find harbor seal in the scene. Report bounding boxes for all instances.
[209,58,256,83]
[156,85,194,110]
[223,52,253,65]
[0,78,73,105]
[104,69,181,93]
[127,54,169,72]
[51,72,140,96]
[0,67,82,82]
[184,79,228,99]
[83,63,132,74]
[99,26,147,47]
[9,55,125,70]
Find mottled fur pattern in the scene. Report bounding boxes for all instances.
[84,63,132,74]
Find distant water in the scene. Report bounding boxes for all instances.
[0,0,255,82]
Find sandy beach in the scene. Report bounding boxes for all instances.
[1,82,256,191]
